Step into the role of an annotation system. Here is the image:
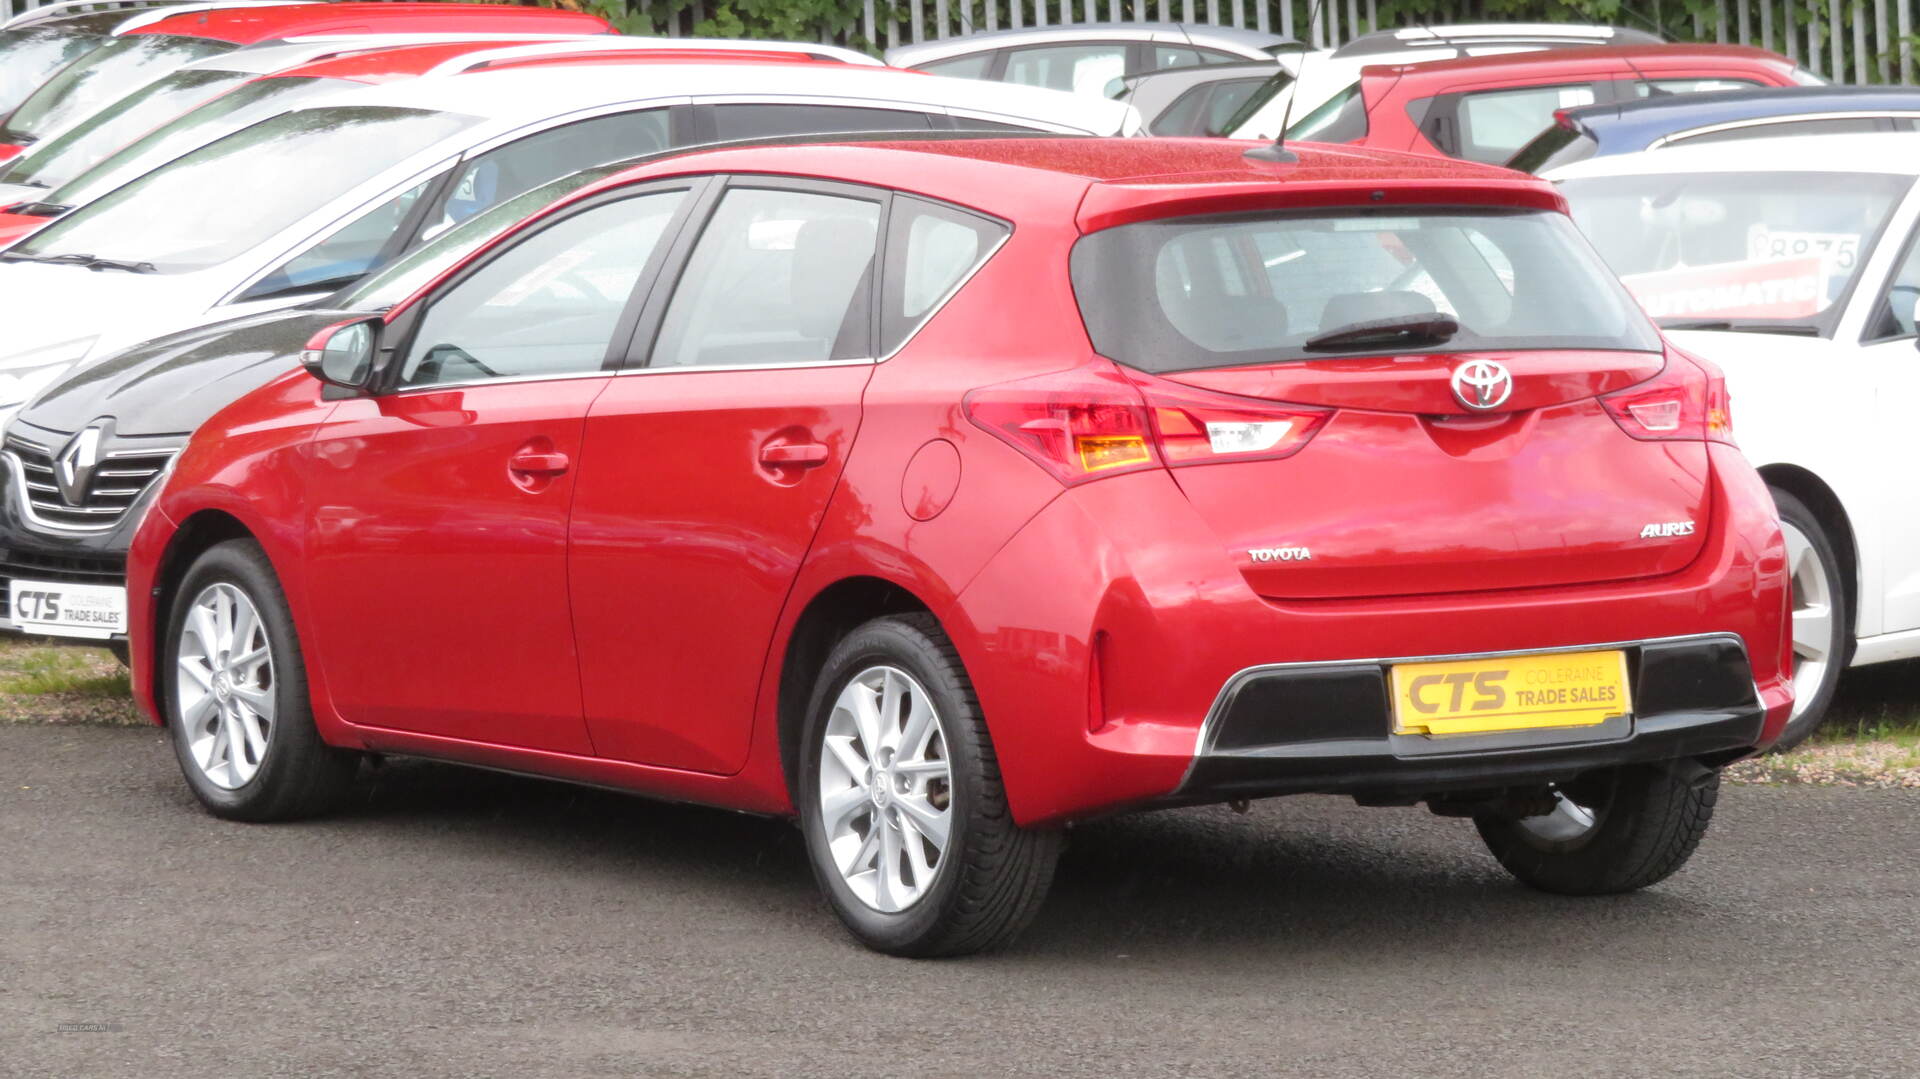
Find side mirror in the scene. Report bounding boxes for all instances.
[300,317,380,390]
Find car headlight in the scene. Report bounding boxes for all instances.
[0,336,97,410]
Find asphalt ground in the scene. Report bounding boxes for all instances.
[2,723,1915,1078]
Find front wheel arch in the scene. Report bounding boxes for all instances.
[149,510,259,726]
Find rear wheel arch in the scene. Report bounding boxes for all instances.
[1756,464,1859,646]
[776,576,940,800]
[149,510,258,724]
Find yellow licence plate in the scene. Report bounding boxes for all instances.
[1389,649,1630,737]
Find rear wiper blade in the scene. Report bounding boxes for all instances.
[0,251,154,273]
[1660,319,1820,336]
[1304,312,1460,351]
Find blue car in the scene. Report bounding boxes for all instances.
[1508,85,1920,173]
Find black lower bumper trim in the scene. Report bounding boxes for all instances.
[1174,634,1764,804]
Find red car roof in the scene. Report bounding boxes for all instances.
[578,138,1567,233]
[270,39,559,82]
[269,42,856,83]
[467,49,843,73]
[128,2,610,45]
[1361,43,1795,83]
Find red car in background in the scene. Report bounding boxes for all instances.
[126,137,1790,955]
[1287,44,1811,163]
[0,2,610,164]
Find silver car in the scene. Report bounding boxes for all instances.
[886,22,1301,98]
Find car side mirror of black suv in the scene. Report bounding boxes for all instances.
[300,317,381,392]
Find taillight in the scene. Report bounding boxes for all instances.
[964,360,1333,485]
[1128,370,1332,467]
[1601,350,1735,446]
[963,362,1159,486]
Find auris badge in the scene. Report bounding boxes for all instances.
[1449,359,1513,411]
[1640,521,1696,539]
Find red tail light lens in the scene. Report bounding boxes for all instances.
[963,362,1159,486]
[1127,371,1332,467]
[965,361,1334,485]
[1601,350,1735,446]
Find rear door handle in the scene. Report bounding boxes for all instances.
[759,442,830,467]
[509,451,570,476]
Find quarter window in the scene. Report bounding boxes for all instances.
[398,192,687,388]
[649,187,882,368]
[1456,83,1597,163]
[880,197,1008,354]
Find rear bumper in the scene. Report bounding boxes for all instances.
[1175,632,1763,805]
[951,443,1791,826]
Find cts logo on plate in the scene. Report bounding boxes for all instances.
[1449,359,1513,410]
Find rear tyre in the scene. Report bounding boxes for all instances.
[1770,488,1848,752]
[1474,762,1718,895]
[164,539,357,822]
[798,613,1062,957]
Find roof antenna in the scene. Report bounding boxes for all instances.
[1245,0,1326,163]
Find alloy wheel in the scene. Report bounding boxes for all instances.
[1781,518,1835,725]
[817,665,953,913]
[175,582,276,790]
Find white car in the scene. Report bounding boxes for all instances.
[1225,22,1669,139]
[0,35,887,227]
[0,33,606,205]
[0,60,1137,415]
[1550,132,1920,746]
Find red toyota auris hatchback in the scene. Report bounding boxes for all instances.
[124,138,1792,956]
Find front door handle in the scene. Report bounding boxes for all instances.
[759,442,829,467]
[509,450,570,476]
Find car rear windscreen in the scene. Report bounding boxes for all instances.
[1071,208,1661,373]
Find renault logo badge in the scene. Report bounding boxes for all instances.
[1450,360,1513,411]
[55,425,104,506]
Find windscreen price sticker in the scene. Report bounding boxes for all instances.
[1620,256,1826,320]
[1747,226,1859,272]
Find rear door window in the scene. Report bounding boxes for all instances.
[1071,209,1660,372]
[1455,83,1599,163]
[1003,43,1129,96]
[648,186,883,368]
[916,52,994,79]
[707,103,936,141]
[421,109,671,242]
